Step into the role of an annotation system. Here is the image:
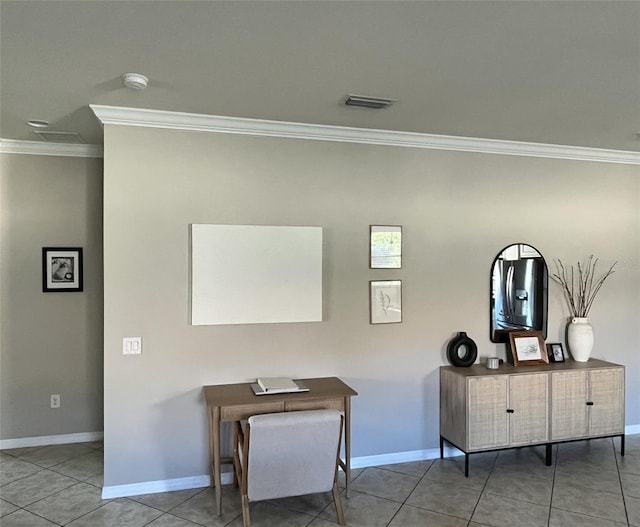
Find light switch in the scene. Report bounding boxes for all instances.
[123,337,142,355]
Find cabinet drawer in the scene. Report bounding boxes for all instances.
[285,397,345,412]
[221,401,285,421]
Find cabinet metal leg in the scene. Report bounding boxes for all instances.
[440,436,444,459]
[464,453,469,477]
[545,443,552,466]
[621,434,625,456]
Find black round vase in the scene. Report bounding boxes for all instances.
[446,331,478,367]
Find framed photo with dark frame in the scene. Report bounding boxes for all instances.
[508,330,548,366]
[370,225,402,269]
[370,280,402,324]
[42,247,83,292]
[546,342,566,363]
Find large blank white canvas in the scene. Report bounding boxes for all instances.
[191,224,322,325]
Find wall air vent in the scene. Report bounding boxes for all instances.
[344,94,394,109]
[34,131,84,144]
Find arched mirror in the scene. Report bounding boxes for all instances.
[490,243,548,343]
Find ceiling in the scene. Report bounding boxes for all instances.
[1,0,639,152]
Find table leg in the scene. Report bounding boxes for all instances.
[210,406,222,516]
[344,396,351,498]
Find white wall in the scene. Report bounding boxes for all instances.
[102,123,639,489]
[0,153,104,441]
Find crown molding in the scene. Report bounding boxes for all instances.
[91,105,640,165]
[0,139,103,158]
[2,109,638,165]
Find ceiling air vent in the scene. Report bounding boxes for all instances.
[34,131,84,144]
[344,94,394,109]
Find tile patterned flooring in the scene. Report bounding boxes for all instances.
[1,435,640,526]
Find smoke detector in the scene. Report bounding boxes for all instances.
[344,94,394,109]
[122,73,149,90]
[27,119,50,128]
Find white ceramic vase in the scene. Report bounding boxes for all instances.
[567,317,594,362]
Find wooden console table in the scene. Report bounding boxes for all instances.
[203,376,358,516]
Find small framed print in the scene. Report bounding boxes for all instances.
[508,330,548,366]
[546,342,566,363]
[42,247,83,292]
[370,225,402,269]
[370,280,402,324]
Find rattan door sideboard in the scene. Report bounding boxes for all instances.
[440,359,625,476]
[550,366,624,440]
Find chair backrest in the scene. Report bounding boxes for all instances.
[246,409,343,502]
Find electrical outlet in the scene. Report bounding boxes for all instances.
[123,337,142,355]
[50,394,61,408]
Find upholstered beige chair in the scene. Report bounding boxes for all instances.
[233,409,346,527]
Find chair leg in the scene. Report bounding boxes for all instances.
[232,421,243,488]
[232,445,240,489]
[232,446,239,488]
[241,494,250,527]
[332,481,346,525]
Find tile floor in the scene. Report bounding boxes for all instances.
[1,435,640,526]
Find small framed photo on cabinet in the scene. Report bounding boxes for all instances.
[370,280,402,324]
[546,342,566,363]
[508,330,548,366]
[42,247,83,292]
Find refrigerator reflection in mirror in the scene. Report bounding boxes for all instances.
[490,243,548,342]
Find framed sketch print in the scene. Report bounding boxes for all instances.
[370,280,402,324]
[42,247,83,292]
[508,330,548,366]
[546,342,566,363]
[370,225,402,268]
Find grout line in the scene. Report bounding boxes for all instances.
[548,443,558,526]
[382,460,431,526]
[553,438,631,526]
[464,450,499,525]
[614,436,632,527]
[5,440,638,526]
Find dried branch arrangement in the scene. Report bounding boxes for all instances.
[551,255,617,318]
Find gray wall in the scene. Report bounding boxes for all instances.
[102,124,639,487]
[0,153,103,440]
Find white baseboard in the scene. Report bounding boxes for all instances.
[353,426,640,469]
[101,449,449,499]
[102,428,640,499]
[102,475,211,499]
[351,447,444,469]
[3,421,637,500]
[352,427,640,469]
[0,431,103,450]
[626,424,640,436]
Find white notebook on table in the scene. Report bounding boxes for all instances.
[252,377,309,395]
